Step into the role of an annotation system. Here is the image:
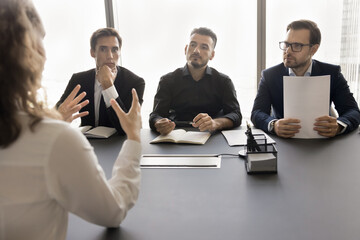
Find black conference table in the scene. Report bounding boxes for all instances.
[67,127,360,240]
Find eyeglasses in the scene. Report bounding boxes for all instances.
[279,41,313,52]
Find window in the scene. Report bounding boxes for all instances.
[266,0,360,105]
[32,0,106,107]
[340,0,360,103]
[266,0,344,67]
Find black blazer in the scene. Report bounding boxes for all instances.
[57,66,145,135]
[251,60,360,134]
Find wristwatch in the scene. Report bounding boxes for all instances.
[269,120,277,133]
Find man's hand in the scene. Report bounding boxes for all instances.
[154,118,175,135]
[192,113,218,132]
[274,118,301,138]
[57,84,89,123]
[314,115,340,138]
[110,89,142,142]
[96,65,117,89]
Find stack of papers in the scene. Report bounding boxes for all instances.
[246,153,277,173]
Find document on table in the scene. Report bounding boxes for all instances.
[283,75,330,139]
[140,154,221,168]
[221,128,275,146]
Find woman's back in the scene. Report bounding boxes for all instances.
[0,113,75,239]
[0,113,141,240]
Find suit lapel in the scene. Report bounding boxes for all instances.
[113,66,122,89]
[81,69,96,126]
[310,60,321,76]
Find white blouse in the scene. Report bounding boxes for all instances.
[0,113,141,240]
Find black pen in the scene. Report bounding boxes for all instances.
[174,121,193,127]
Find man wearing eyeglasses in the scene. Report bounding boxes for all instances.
[149,27,242,135]
[251,19,360,138]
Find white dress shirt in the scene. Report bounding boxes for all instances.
[0,112,141,240]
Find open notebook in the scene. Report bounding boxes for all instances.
[150,129,211,145]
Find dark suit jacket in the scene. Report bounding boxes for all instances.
[56,66,145,135]
[251,60,360,134]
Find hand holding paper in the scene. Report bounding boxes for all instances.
[313,115,340,137]
[283,75,330,139]
[273,118,301,138]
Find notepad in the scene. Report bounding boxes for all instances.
[79,126,117,139]
[140,154,221,168]
[246,153,277,173]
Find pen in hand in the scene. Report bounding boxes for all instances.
[174,121,193,127]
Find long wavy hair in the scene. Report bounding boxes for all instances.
[0,0,59,148]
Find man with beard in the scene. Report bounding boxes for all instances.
[57,28,145,135]
[149,27,242,135]
[251,19,360,138]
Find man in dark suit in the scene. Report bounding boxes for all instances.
[57,28,145,135]
[251,19,360,138]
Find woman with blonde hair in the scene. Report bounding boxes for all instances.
[0,0,142,239]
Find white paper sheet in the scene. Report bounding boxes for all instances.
[140,154,221,168]
[221,129,275,146]
[283,75,330,139]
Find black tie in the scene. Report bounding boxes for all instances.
[98,95,108,126]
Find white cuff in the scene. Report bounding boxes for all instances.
[102,85,119,108]
[337,120,347,134]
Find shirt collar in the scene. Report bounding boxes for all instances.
[182,64,212,77]
[288,60,313,76]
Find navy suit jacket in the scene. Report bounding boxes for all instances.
[251,60,360,134]
[56,66,145,135]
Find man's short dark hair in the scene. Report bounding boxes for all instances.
[286,19,321,45]
[90,27,122,50]
[191,27,217,48]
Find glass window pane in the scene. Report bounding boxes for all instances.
[114,0,257,126]
[266,0,344,67]
[32,0,106,107]
[340,0,360,104]
[266,0,360,104]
